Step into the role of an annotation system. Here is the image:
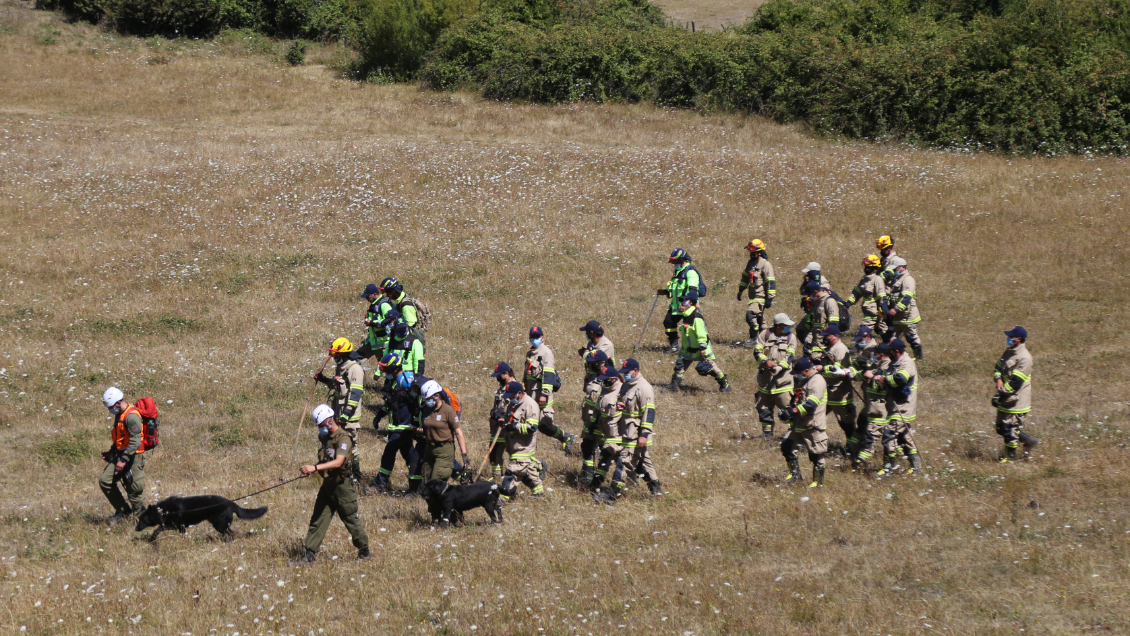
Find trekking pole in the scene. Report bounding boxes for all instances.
[291,355,332,464]
[472,427,505,483]
[634,293,661,351]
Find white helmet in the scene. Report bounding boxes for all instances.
[312,404,335,425]
[421,380,443,399]
[102,386,124,408]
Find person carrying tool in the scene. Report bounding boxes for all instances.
[671,290,732,393]
[737,239,777,347]
[356,283,396,363]
[488,363,517,481]
[993,326,1038,463]
[525,326,575,454]
[619,358,662,497]
[499,382,545,501]
[659,248,705,353]
[300,404,370,563]
[99,387,148,522]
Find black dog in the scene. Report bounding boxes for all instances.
[135,495,268,540]
[421,479,503,525]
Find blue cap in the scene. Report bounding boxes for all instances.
[617,358,641,374]
[391,321,410,337]
[490,362,512,378]
[530,326,544,338]
[792,358,814,373]
[680,290,699,304]
[821,324,841,337]
[1004,326,1028,339]
[886,338,906,351]
[502,381,524,398]
[804,280,822,294]
[597,370,620,383]
[853,325,872,341]
[361,283,380,298]
[580,320,603,333]
[585,350,609,364]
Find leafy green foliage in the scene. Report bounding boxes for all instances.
[38,433,94,466]
[422,0,1130,153]
[354,0,481,79]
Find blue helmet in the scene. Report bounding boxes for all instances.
[379,352,403,371]
[396,370,416,391]
[379,276,403,295]
[668,248,689,264]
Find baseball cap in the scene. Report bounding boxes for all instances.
[490,362,512,378]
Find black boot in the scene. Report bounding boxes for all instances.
[562,433,577,456]
[784,457,803,484]
[999,445,1018,464]
[809,465,825,488]
[648,480,663,496]
[579,464,595,487]
[717,376,733,393]
[759,408,775,438]
[351,459,363,484]
[358,547,372,560]
[666,338,680,354]
[538,460,548,483]
[907,451,922,473]
[589,472,605,492]
[877,453,900,476]
[1019,431,1039,457]
[912,344,924,361]
[670,374,683,390]
[593,482,624,504]
[302,549,316,563]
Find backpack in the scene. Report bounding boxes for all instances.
[400,295,431,333]
[679,264,708,298]
[135,396,161,451]
[828,290,852,332]
[442,388,461,416]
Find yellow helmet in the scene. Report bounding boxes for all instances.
[329,337,353,354]
[876,235,893,250]
[745,239,767,252]
[862,254,881,268]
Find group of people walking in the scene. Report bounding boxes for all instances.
[93,235,1037,562]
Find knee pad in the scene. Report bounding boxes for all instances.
[598,446,616,463]
[780,436,793,458]
[759,407,774,424]
[808,452,823,465]
[694,360,713,376]
[995,421,1010,436]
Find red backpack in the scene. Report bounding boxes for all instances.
[135,397,161,451]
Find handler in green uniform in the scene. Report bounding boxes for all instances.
[300,404,370,563]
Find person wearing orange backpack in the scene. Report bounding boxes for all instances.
[99,387,148,523]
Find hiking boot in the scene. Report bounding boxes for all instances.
[358,548,372,561]
[593,484,623,505]
[562,434,577,456]
[579,465,594,488]
[538,460,548,483]
[911,344,924,361]
[302,549,316,563]
[666,342,680,354]
[809,465,825,488]
[718,377,733,393]
[876,454,900,476]
[1020,432,1039,457]
[741,338,758,348]
[648,480,663,496]
[907,452,922,474]
[670,374,683,390]
[761,425,775,439]
[784,458,803,484]
[368,480,390,495]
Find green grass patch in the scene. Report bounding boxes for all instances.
[38,432,94,465]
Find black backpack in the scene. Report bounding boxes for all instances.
[828,290,852,332]
[680,264,708,298]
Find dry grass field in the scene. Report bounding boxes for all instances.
[652,0,766,29]
[2,3,1130,634]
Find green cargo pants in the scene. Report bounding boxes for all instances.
[303,478,369,553]
[99,452,146,515]
[421,440,455,483]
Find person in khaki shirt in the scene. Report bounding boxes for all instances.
[578,320,616,369]
[488,362,517,480]
[994,326,1037,463]
[811,325,857,452]
[885,257,923,360]
[865,339,921,476]
[525,326,575,454]
[589,372,625,499]
[738,239,777,346]
[579,349,612,486]
[417,382,468,483]
[616,359,661,498]
[499,382,545,500]
[846,255,889,340]
[755,313,800,438]
[801,281,840,355]
[778,359,829,488]
[315,337,366,482]
[847,326,887,469]
[877,235,898,271]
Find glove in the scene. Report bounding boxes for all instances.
[765,297,773,309]
[778,407,798,421]
[577,347,587,358]
[991,393,1001,407]
[657,289,670,297]
[490,406,506,421]
[102,451,115,463]
[505,421,518,432]
[462,453,470,468]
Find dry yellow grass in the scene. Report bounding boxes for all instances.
[2,4,1130,634]
[652,0,766,29]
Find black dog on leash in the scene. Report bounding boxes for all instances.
[421,479,503,525]
[135,495,268,539]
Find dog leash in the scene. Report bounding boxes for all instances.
[232,474,310,501]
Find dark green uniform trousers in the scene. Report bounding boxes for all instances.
[303,479,369,553]
[420,441,455,483]
[98,453,146,515]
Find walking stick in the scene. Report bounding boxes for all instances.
[291,355,332,464]
[634,293,661,351]
[473,426,505,482]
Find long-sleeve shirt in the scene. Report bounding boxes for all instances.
[994,343,1032,414]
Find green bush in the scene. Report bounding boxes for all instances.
[38,433,94,466]
[421,0,1130,153]
[354,0,481,79]
[285,38,306,63]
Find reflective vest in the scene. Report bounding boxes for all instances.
[111,404,144,453]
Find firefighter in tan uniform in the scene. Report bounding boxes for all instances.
[993,326,1037,462]
[755,313,800,438]
[877,235,898,272]
[778,359,829,487]
[525,326,576,454]
[866,339,921,475]
[589,371,625,498]
[737,239,777,347]
[487,363,517,480]
[884,256,924,360]
[99,387,147,522]
[314,337,365,482]
[499,381,545,500]
[616,359,661,497]
[845,255,889,340]
[811,325,857,452]
[578,349,613,486]
[848,326,887,469]
[802,281,839,355]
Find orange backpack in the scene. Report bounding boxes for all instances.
[442,388,461,416]
[135,397,161,451]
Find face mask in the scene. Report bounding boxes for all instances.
[1006,337,1016,347]
[531,338,543,347]
[625,371,638,382]
[510,397,522,406]
[108,406,122,415]
[424,398,437,409]
[318,426,331,441]
[781,326,791,335]
[383,372,396,380]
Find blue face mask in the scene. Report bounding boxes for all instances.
[1006,337,1016,347]
[424,398,437,409]
[510,396,521,405]
[531,338,543,347]
[781,326,792,335]
[318,426,331,441]
[108,406,122,415]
